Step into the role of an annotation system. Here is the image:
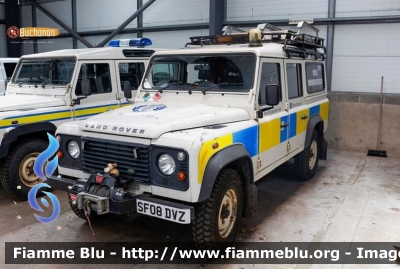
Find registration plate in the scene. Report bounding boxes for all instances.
[136,199,191,224]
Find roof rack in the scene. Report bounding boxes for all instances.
[186,21,326,60]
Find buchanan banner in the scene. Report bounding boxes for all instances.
[7,26,60,39]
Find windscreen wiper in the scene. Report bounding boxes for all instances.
[28,77,48,88]
[200,82,244,95]
[157,80,183,93]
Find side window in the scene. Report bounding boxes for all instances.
[118,62,145,90]
[75,63,112,96]
[306,63,325,94]
[286,63,303,99]
[4,63,17,80]
[258,62,281,106]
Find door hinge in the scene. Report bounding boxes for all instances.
[287,142,291,152]
[257,158,262,169]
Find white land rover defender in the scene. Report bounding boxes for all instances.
[0,38,160,200]
[51,23,329,243]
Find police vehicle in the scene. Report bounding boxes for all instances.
[0,38,161,199]
[52,22,329,243]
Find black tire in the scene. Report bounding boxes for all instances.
[68,193,106,223]
[192,168,243,245]
[0,139,48,200]
[294,130,320,181]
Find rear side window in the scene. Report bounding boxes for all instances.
[286,63,302,99]
[306,63,325,93]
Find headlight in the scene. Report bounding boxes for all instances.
[68,141,80,159]
[158,154,176,175]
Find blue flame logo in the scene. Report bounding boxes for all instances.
[33,133,59,181]
[28,133,61,224]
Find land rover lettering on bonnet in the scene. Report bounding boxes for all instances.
[84,124,146,134]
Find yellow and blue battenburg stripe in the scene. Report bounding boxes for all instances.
[0,103,130,130]
[197,126,259,183]
[198,101,329,182]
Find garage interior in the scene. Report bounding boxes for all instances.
[0,0,399,268]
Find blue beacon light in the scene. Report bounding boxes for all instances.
[108,38,152,47]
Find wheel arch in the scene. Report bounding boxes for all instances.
[197,144,257,218]
[0,122,57,159]
[305,115,327,160]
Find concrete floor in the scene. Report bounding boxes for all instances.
[0,149,399,269]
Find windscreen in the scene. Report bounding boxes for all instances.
[12,58,76,86]
[143,53,257,92]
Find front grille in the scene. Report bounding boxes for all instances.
[81,137,150,182]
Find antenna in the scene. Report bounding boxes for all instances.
[200,13,203,36]
[95,19,101,46]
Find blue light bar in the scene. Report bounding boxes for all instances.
[108,38,152,47]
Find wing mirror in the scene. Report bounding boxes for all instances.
[265,84,279,106]
[258,84,280,119]
[73,79,91,105]
[81,79,92,96]
[123,81,133,100]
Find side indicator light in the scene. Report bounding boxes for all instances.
[177,172,187,181]
[57,151,64,159]
[212,143,219,150]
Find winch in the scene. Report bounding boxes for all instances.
[68,173,141,215]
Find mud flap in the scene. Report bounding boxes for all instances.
[243,183,257,218]
[320,136,328,160]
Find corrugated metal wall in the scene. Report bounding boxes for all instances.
[18,0,209,53]
[35,0,72,34]
[143,0,209,27]
[77,0,137,32]
[336,0,400,17]
[332,23,400,94]
[144,29,206,48]
[6,0,399,94]
[227,0,329,21]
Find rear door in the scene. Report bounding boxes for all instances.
[285,60,309,154]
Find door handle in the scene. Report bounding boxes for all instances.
[280,122,289,128]
[301,115,309,120]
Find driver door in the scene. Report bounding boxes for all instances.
[257,58,289,173]
[71,60,118,120]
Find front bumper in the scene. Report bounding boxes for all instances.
[47,174,76,192]
[51,173,194,222]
